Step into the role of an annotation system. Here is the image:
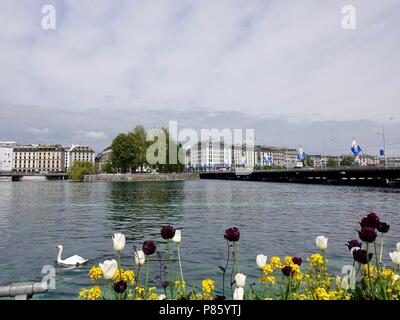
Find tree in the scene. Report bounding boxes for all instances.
[128,125,149,172]
[147,128,185,173]
[104,160,117,173]
[341,155,354,166]
[69,161,95,181]
[111,133,136,172]
[304,156,314,167]
[327,158,336,167]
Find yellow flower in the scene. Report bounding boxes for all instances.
[79,288,89,299]
[135,287,145,296]
[87,286,102,300]
[149,293,159,300]
[124,270,135,285]
[175,280,186,289]
[270,257,282,269]
[284,256,293,266]
[307,253,324,268]
[315,287,330,300]
[262,264,273,275]
[112,268,125,282]
[202,279,215,293]
[382,268,395,280]
[264,297,273,300]
[88,266,103,282]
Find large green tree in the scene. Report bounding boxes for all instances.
[110,133,136,172]
[69,161,95,181]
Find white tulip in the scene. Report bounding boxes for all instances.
[389,251,400,265]
[235,273,246,288]
[391,274,399,286]
[316,236,328,250]
[158,294,167,300]
[112,233,126,252]
[233,287,244,300]
[172,230,182,245]
[396,243,400,252]
[134,250,146,266]
[256,254,267,269]
[99,259,118,280]
[335,275,342,288]
[335,275,349,290]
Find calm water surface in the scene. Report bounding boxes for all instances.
[0,180,399,299]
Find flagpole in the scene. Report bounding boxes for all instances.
[383,124,387,169]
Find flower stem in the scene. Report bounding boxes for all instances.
[366,243,372,289]
[374,240,387,299]
[222,241,230,297]
[379,233,384,264]
[233,242,240,273]
[167,240,174,299]
[109,281,113,300]
[145,255,150,296]
[177,245,185,285]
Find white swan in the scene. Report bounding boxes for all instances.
[56,244,88,266]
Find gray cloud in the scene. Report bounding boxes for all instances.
[0,1,399,154]
[1,103,400,156]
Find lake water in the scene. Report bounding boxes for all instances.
[0,180,399,299]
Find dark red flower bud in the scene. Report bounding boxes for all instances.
[347,240,362,251]
[143,240,157,255]
[377,222,390,233]
[352,249,373,264]
[161,225,175,240]
[281,265,293,277]
[113,280,127,294]
[292,257,302,266]
[357,226,377,243]
[224,227,240,242]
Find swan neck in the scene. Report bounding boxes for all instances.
[57,247,63,262]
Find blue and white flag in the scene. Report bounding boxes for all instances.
[351,140,362,157]
[297,147,307,161]
[263,155,273,165]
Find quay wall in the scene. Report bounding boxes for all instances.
[84,173,200,182]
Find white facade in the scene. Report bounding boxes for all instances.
[187,141,232,169]
[64,145,95,171]
[0,147,13,172]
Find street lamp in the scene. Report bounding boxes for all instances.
[377,117,394,169]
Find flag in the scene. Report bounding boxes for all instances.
[351,140,362,157]
[297,147,307,161]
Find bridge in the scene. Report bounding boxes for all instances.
[0,172,68,181]
[199,167,400,187]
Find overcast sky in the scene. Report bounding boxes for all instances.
[1,0,399,155]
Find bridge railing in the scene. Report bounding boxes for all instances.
[0,282,49,300]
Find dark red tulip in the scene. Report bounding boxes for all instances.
[366,213,380,229]
[113,280,127,294]
[281,265,293,277]
[357,226,377,243]
[292,257,302,266]
[347,240,362,251]
[161,225,175,240]
[377,222,390,233]
[143,240,157,255]
[224,227,240,242]
[353,249,373,264]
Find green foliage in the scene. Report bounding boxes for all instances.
[69,161,95,181]
[104,160,117,173]
[109,125,185,173]
[304,156,314,167]
[341,155,354,166]
[326,158,336,167]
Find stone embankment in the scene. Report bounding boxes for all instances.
[84,173,200,182]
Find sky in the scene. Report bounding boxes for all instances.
[0,0,399,155]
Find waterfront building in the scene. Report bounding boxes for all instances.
[13,145,65,173]
[65,145,95,171]
[188,141,232,170]
[0,141,16,172]
[384,157,400,167]
[95,146,112,173]
[255,146,297,167]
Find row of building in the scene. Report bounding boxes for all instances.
[0,141,95,173]
[183,141,394,170]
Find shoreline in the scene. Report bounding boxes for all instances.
[83,172,200,182]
